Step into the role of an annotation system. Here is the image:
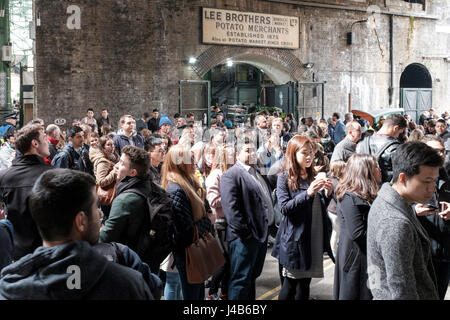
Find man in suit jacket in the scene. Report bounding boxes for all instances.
[367,141,442,300]
[220,139,273,300]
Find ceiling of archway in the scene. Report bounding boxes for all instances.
[191,46,304,85]
[233,53,296,85]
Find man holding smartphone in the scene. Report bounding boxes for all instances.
[367,141,442,300]
[415,135,450,300]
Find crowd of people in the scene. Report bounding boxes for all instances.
[0,105,448,301]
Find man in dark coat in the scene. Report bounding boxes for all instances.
[416,135,450,300]
[96,108,111,135]
[220,139,272,300]
[0,124,53,260]
[0,169,155,300]
[147,109,161,133]
[45,124,60,161]
[113,115,145,156]
[136,112,150,133]
[52,126,87,172]
[0,219,14,270]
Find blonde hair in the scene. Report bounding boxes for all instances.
[329,160,346,179]
[161,144,206,222]
[408,129,424,142]
[211,145,235,173]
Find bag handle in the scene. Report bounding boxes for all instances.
[192,225,199,243]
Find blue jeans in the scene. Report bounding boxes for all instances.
[228,237,267,300]
[174,250,205,300]
[164,271,183,300]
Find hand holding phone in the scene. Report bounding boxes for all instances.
[415,203,438,216]
[439,201,450,220]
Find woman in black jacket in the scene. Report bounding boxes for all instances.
[272,136,334,300]
[333,154,381,300]
[161,144,212,300]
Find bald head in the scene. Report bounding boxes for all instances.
[346,121,362,143]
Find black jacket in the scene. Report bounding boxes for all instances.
[356,134,400,183]
[113,133,145,156]
[48,144,58,160]
[271,172,334,271]
[0,220,13,270]
[418,168,450,262]
[220,162,271,243]
[0,155,53,260]
[51,143,86,172]
[0,241,153,299]
[334,192,372,300]
[279,131,293,153]
[148,117,160,133]
[80,144,94,176]
[166,182,211,253]
[136,119,149,132]
[92,242,162,299]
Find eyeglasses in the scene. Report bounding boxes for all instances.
[435,149,446,156]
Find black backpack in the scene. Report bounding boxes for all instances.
[123,181,175,273]
[358,135,399,164]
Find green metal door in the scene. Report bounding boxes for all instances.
[179,80,211,127]
[400,88,432,123]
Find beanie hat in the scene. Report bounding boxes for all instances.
[159,114,172,128]
[224,120,233,128]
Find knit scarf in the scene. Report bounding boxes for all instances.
[47,136,59,147]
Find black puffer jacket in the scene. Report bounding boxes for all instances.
[166,183,211,253]
[356,134,400,183]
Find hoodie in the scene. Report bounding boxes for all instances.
[0,241,152,300]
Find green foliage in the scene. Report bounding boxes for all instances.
[250,105,283,115]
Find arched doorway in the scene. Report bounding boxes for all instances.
[400,63,432,89]
[180,46,325,126]
[400,63,432,123]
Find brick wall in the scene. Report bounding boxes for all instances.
[35,0,450,128]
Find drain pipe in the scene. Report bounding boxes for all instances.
[389,15,394,106]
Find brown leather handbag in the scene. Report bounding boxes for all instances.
[96,181,117,206]
[185,226,226,284]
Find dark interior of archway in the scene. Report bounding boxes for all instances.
[400,63,432,88]
[205,63,298,120]
[206,63,274,107]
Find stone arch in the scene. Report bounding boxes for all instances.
[191,46,306,85]
[400,63,432,89]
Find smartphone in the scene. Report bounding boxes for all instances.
[424,193,439,210]
[424,203,439,210]
[316,172,327,180]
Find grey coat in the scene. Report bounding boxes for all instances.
[330,137,355,163]
[367,183,439,300]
